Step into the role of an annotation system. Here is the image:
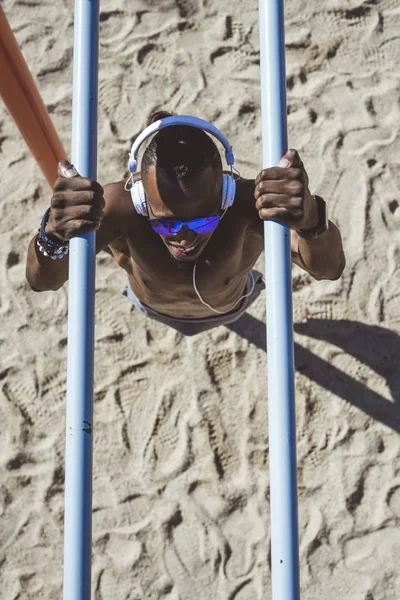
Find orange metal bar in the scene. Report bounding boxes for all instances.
[0,6,66,187]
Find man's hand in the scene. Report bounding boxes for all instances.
[254,149,318,231]
[45,160,105,242]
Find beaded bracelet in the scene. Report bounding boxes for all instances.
[36,208,69,260]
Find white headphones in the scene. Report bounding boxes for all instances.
[127,115,236,217]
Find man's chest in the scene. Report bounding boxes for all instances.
[129,222,262,290]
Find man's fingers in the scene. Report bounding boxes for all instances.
[255,193,303,212]
[256,176,305,197]
[258,206,303,224]
[51,200,105,218]
[286,149,308,185]
[52,189,105,209]
[278,154,291,168]
[255,161,306,186]
[255,166,290,186]
[279,149,302,168]
[53,175,104,196]
[255,150,303,185]
[58,159,79,178]
[255,167,305,194]
[255,167,284,186]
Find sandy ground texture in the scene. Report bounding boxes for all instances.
[1,0,400,598]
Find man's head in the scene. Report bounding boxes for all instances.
[140,111,223,261]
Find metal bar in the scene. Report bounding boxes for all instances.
[258,1,300,599]
[63,0,99,598]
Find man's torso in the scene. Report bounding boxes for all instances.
[102,178,264,318]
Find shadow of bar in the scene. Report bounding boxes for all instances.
[227,315,400,433]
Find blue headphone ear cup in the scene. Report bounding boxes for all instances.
[131,181,148,216]
[221,174,236,210]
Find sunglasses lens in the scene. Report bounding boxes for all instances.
[150,220,182,235]
[190,216,220,234]
[149,215,221,235]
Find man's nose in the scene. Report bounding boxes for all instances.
[174,225,197,246]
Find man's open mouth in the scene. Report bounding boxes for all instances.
[167,241,201,258]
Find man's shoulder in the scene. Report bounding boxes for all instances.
[103,179,136,217]
[232,175,264,238]
[232,175,257,219]
[234,175,254,197]
[101,178,143,235]
[103,179,130,204]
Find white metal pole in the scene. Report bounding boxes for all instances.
[259,1,300,598]
[63,0,99,598]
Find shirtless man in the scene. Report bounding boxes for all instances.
[25,111,345,336]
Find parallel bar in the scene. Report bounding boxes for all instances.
[0,6,66,186]
[259,1,300,599]
[63,1,99,598]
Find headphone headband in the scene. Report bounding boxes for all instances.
[128,115,235,173]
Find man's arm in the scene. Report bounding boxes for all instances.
[253,149,345,281]
[26,164,122,292]
[25,210,119,292]
[26,234,70,291]
[290,222,345,281]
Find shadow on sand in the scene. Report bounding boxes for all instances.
[227,316,400,433]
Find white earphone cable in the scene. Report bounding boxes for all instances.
[192,261,255,315]
[124,172,133,191]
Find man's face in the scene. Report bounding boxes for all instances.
[143,164,222,262]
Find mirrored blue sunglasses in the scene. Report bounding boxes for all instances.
[149,215,221,236]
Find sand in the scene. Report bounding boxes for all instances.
[1,0,400,598]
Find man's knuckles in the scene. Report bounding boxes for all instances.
[56,204,103,220]
[256,193,289,210]
[288,179,304,196]
[51,189,104,208]
[53,176,103,194]
[255,167,279,185]
[51,215,103,239]
[259,206,292,221]
[258,204,304,223]
[291,196,304,210]
[255,165,305,187]
[285,167,305,182]
[53,176,86,192]
[260,177,304,194]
